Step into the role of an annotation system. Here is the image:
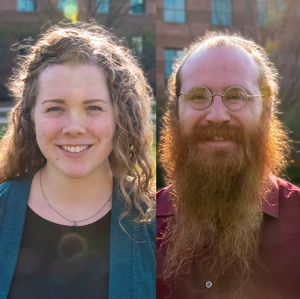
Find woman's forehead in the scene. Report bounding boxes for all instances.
[37,64,110,103]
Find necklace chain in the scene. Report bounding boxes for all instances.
[40,168,112,226]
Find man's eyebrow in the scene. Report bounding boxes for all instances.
[41,99,107,104]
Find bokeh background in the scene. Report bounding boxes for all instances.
[0,0,156,162]
[157,0,300,189]
[1,0,300,190]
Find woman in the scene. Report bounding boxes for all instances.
[0,23,155,298]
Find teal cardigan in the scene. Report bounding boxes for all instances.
[0,174,155,299]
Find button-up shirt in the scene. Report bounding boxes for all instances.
[157,176,300,299]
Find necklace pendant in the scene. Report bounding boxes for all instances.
[72,221,78,227]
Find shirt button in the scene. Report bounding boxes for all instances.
[206,281,213,288]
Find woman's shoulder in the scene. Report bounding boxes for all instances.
[0,180,14,199]
[0,173,34,200]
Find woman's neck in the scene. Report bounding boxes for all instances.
[40,162,113,210]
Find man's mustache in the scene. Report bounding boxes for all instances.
[189,124,247,145]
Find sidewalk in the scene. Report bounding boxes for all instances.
[0,107,11,112]
[0,107,11,124]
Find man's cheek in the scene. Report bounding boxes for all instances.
[179,116,196,135]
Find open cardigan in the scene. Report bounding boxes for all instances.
[0,173,155,299]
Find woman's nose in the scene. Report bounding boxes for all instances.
[62,112,86,136]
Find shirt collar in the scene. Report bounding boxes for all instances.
[262,174,279,218]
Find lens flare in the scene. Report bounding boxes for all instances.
[63,0,78,23]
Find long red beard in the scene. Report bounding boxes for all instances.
[160,111,279,280]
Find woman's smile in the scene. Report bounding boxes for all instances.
[59,144,92,154]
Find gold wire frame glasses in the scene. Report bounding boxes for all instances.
[179,86,263,112]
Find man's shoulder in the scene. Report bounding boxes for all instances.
[275,177,300,215]
[157,185,174,217]
[276,177,300,197]
[157,185,172,199]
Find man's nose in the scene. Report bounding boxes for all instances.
[62,112,86,136]
[205,96,230,125]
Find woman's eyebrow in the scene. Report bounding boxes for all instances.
[42,99,64,104]
[83,99,107,104]
[41,99,107,104]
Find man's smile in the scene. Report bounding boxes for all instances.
[212,136,226,141]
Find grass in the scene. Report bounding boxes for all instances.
[152,119,156,162]
[151,104,156,115]
[0,124,7,137]
[151,101,156,163]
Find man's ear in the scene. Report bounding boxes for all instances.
[265,96,273,110]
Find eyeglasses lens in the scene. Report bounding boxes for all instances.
[224,87,247,111]
[188,87,211,110]
[187,87,247,111]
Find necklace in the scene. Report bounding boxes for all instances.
[40,168,112,226]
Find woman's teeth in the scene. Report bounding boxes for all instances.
[62,145,88,153]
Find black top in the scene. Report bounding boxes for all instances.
[8,206,111,299]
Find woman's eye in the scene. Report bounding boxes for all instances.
[47,107,62,112]
[87,106,102,111]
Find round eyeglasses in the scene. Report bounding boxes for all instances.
[179,86,263,112]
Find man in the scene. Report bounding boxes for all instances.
[157,32,300,299]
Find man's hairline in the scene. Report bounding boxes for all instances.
[179,45,264,93]
[174,45,269,120]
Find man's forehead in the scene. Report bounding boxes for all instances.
[180,46,261,91]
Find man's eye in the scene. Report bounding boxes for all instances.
[191,95,206,102]
[227,95,244,101]
[193,95,205,100]
[87,106,102,111]
[47,107,62,112]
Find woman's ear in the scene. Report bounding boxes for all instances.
[31,107,36,133]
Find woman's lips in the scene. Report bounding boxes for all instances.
[58,145,92,155]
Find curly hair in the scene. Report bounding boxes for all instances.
[1,22,155,223]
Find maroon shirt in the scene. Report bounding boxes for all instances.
[157,176,300,299]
